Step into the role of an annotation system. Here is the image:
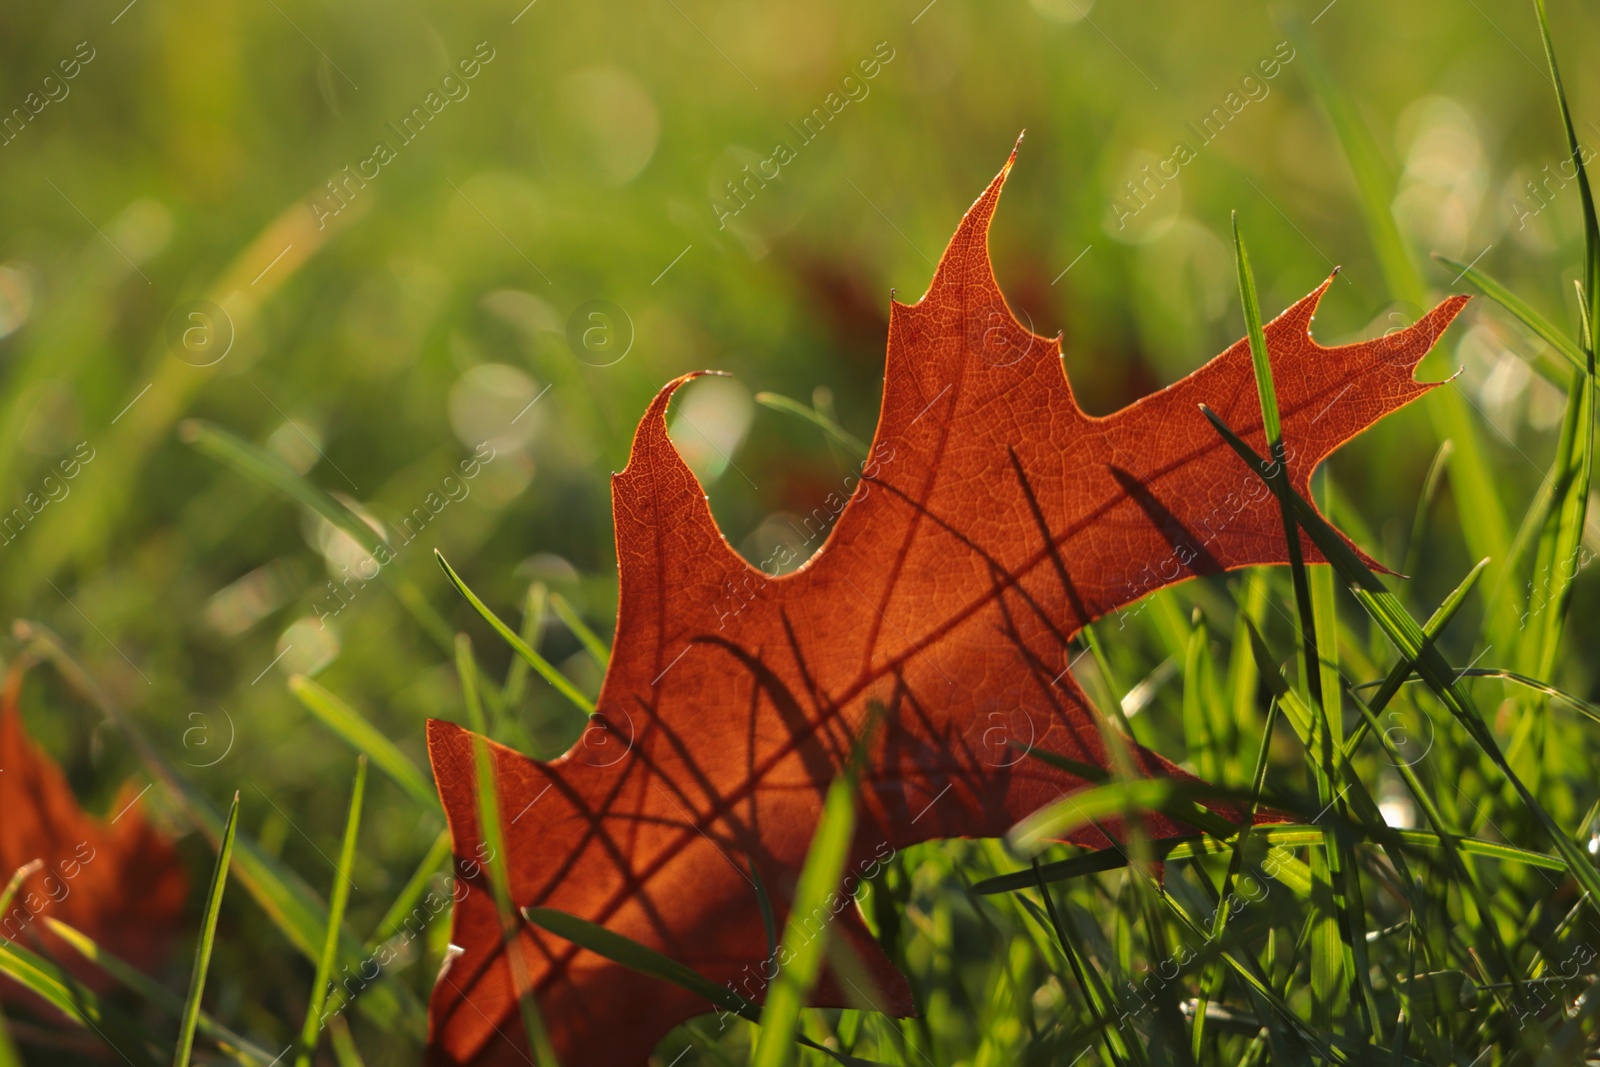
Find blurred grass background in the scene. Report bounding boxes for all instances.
[1,0,1598,1063]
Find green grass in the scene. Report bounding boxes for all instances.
[2,0,1599,1063]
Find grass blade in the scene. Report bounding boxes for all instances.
[1191,700,1277,1057]
[750,757,860,1067]
[294,756,366,1067]
[1400,440,1453,587]
[548,591,611,669]
[523,905,759,1022]
[754,391,869,459]
[174,791,241,1067]
[502,581,548,712]
[1528,358,1593,679]
[1430,255,1586,374]
[43,917,271,1066]
[437,550,595,716]
[0,1009,17,1067]
[457,634,560,1066]
[181,420,379,555]
[1236,214,1363,1031]
[0,861,42,917]
[327,1015,367,1067]
[288,675,437,810]
[1532,0,1600,348]
[1342,557,1488,755]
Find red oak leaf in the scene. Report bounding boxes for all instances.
[425,146,1466,1066]
[0,662,188,1001]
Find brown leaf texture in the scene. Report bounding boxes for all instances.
[0,662,187,999]
[425,147,1467,1066]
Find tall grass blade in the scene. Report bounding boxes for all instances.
[1531,0,1600,348]
[1430,255,1586,374]
[1401,440,1454,583]
[755,391,869,459]
[293,757,366,1067]
[437,550,595,715]
[0,861,42,918]
[456,634,560,1066]
[502,581,548,713]
[43,917,271,1066]
[1235,215,1363,1032]
[549,591,611,669]
[289,676,437,809]
[750,755,859,1067]
[181,420,378,554]
[174,791,241,1067]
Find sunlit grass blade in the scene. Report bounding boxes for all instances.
[456,634,560,1066]
[1005,775,1311,898]
[174,790,241,1067]
[288,675,438,810]
[1232,214,1280,442]
[512,914,874,1067]
[0,936,161,1063]
[437,550,595,716]
[1245,581,1535,1007]
[1528,357,1593,680]
[750,757,859,1067]
[548,591,611,669]
[755,391,869,459]
[752,704,883,1067]
[1236,214,1365,1031]
[1250,570,1535,1006]
[978,821,1565,897]
[1532,0,1599,347]
[1144,878,1348,1063]
[1191,700,1276,1058]
[1430,255,1586,374]
[1014,746,1314,894]
[293,756,366,1067]
[1385,666,1600,724]
[0,937,105,1027]
[1181,609,1216,780]
[1226,570,1269,779]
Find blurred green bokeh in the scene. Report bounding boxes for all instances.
[0,0,1596,1061]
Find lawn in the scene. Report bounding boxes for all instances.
[0,0,1597,1064]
